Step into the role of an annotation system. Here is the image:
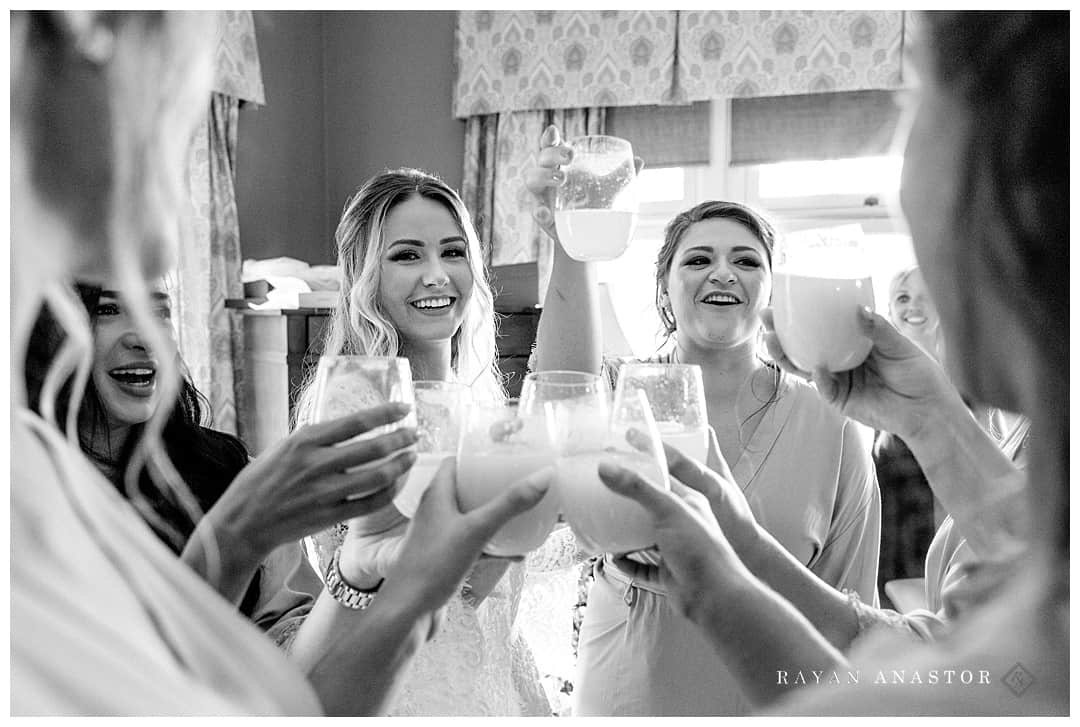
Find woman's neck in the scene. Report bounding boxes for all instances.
[674,337,764,401]
[401,338,454,382]
[89,422,134,464]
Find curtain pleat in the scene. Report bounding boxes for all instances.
[176,94,245,438]
[462,108,605,304]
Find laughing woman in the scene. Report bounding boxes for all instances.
[286,168,552,716]
[525,163,882,715]
[25,281,364,636]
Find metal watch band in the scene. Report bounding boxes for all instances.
[325,548,381,610]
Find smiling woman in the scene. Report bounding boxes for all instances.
[377,195,475,360]
[287,167,553,716]
[526,145,882,715]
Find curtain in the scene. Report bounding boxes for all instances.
[177,94,245,438]
[462,108,605,303]
[454,11,677,117]
[678,10,905,100]
[172,11,263,440]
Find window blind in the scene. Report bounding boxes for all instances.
[730,90,902,166]
[605,101,711,168]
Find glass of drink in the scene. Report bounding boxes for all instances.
[455,399,561,557]
[771,228,876,372]
[310,354,415,427]
[615,363,709,463]
[393,380,470,518]
[554,135,639,262]
[305,355,415,578]
[520,371,611,480]
[555,389,670,556]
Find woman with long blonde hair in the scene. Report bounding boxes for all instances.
[296,168,504,425]
[286,168,554,716]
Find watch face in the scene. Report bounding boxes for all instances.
[327,551,378,610]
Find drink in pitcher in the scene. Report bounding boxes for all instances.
[554,209,637,261]
[555,135,639,262]
[772,230,875,373]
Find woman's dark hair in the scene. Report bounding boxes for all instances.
[26,283,260,612]
[653,200,777,337]
[920,11,1068,552]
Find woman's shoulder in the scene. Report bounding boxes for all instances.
[775,371,871,451]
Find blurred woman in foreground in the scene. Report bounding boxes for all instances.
[597,10,1067,715]
[11,10,546,715]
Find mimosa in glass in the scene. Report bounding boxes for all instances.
[455,400,560,556]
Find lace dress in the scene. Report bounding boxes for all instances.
[305,525,555,716]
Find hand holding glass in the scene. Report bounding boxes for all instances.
[555,389,670,555]
[772,229,875,372]
[554,135,639,262]
[455,400,561,557]
[616,363,709,462]
[305,355,415,578]
[394,381,469,518]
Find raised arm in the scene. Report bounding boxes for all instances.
[526,124,602,374]
[180,404,418,606]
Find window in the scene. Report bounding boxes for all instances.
[605,100,915,358]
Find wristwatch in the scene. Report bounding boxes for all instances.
[325,548,382,610]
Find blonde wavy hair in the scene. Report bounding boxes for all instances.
[295,168,504,426]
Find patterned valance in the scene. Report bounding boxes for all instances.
[213,10,265,105]
[454,10,906,116]
[678,10,904,100]
[454,11,677,118]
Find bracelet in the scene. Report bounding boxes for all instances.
[325,548,382,610]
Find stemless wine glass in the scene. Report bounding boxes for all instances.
[615,363,709,463]
[554,135,639,262]
[310,354,415,427]
[455,399,561,557]
[555,389,670,556]
[771,228,876,373]
[304,355,415,579]
[520,370,610,475]
[393,380,470,518]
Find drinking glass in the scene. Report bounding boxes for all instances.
[304,355,414,578]
[455,399,561,557]
[554,135,639,262]
[393,380,470,518]
[310,354,415,426]
[520,371,610,474]
[615,363,709,463]
[554,389,670,556]
[771,228,876,372]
